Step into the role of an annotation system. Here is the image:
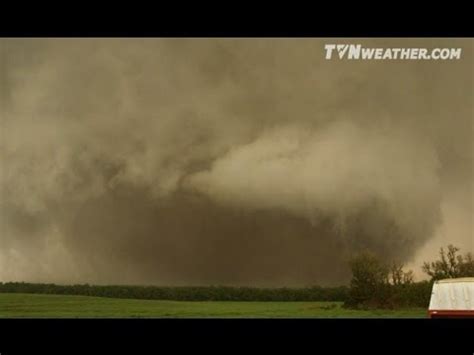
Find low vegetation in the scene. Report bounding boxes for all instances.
[0,293,426,318]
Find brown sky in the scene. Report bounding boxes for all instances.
[0,38,472,286]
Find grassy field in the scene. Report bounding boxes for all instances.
[0,293,427,318]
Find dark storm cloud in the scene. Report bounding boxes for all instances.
[0,38,472,285]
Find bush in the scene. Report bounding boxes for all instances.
[345,251,432,309]
[345,251,391,308]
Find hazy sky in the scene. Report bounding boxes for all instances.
[0,38,472,286]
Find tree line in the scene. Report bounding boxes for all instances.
[0,282,349,302]
[345,245,474,309]
[1,244,471,307]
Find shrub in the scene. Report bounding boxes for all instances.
[345,251,432,309]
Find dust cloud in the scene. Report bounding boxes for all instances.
[0,38,472,286]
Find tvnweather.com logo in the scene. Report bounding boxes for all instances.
[324,44,462,60]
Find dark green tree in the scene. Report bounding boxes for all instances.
[346,251,390,308]
[422,245,474,281]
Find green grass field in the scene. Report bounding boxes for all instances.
[0,293,427,318]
